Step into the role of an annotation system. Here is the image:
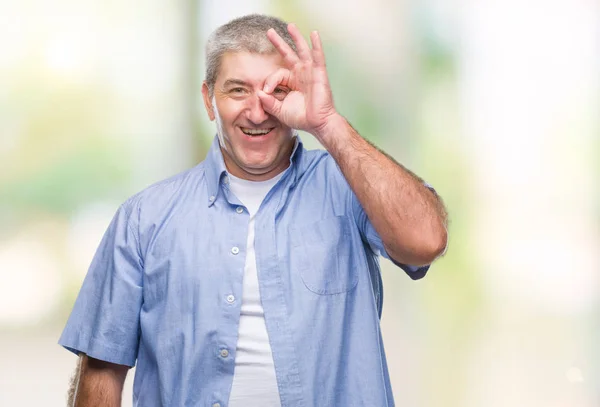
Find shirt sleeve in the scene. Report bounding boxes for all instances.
[58,200,144,367]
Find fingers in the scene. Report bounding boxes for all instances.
[257,90,283,117]
[268,24,321,66]
[310,31,326,67]
[263,68,291,94]
[267,28,300,67]
[287,23,312,62]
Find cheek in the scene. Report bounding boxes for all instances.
[213,100,236,124]
[218,101,245,123]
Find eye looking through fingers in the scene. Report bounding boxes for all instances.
[263,68,291,94]
[272,86,290,101]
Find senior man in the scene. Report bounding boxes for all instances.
[60,14,448,407]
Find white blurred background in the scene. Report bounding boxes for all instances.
[0,0,598,405]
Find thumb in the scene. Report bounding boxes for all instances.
[258,90,283,118]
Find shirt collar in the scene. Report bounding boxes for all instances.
[204,134,304,207]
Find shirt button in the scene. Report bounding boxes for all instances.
[231,247,239,255]
[209,195,215,202]
[220,349,229,358]
[212,403,221,407]
[226,294,235,303]
[236,206,243,214]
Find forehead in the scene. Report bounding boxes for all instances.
[217,51,286,86]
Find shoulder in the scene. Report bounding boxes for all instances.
[297,148,340,177]
[295,147,349,197]
[120,162,207,221]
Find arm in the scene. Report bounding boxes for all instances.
[315,114,448,266]
[258,24,448,266]
[59,201,143,405]
[68,354,129,407]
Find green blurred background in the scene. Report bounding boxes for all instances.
[1,0,598,406]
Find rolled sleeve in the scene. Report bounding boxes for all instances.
[59,200,144,367]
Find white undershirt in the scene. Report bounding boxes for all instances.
[227,171,285,407]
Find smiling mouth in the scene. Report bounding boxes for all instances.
[240,127,274,136]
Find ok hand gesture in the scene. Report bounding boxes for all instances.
[258,24,339,140]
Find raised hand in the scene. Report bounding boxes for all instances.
[258,24,339,140]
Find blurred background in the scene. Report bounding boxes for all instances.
[1,0,598,405]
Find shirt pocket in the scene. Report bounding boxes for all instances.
[290,215,359,295]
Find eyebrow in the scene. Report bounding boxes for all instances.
[222,79,251,88]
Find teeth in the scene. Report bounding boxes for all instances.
[241,128,272,136]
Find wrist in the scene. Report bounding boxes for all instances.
[311,112,347,147]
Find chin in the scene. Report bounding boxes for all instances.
[240,147,276,163]
[243,159,277,172]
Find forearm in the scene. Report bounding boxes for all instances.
[315,114,448,265]
[69,355,128,407]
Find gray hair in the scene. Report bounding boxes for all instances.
[205,14,297,96]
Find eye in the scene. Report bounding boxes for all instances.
[230,87,246,94]
[273,86,290,100]
[273,87,289,94]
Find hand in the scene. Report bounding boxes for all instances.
[258,24,339,140]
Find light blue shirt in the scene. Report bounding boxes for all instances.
[59,135,429,407]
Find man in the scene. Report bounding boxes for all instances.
[60,14,448,407]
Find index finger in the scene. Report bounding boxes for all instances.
[267,28,300,67]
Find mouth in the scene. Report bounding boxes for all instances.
[240,127,275,137]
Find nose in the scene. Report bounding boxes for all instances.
[245,93,269,124]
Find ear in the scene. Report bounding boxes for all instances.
[202,82,215,121]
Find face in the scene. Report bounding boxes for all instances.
[202,51,295,181]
